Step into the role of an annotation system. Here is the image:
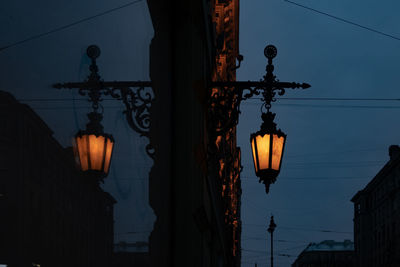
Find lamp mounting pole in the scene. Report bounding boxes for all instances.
[53,45,155,158]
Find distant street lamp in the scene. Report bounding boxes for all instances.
[267,216,277,267]
[210,44,310,193]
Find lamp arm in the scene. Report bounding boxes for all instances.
[53,81,155,159]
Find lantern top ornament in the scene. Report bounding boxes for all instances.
[264,45,277,59]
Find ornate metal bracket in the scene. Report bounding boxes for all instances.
[53,45,155,158]
[209,45,311,134]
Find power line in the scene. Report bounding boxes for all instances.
[16,97,400,102]
[285,147,385,159]
[241,176,369,181]
[243,223,352,234]
[281,160,383,166]
[242,236,308,244]
[246,102,400,110]
[12,103,400,111]
[0,0,144,52]
[283,0,400,42]
[12,97,400,110]
[0,104,122,110]
[243,244,308,253]
[273,97,400,101]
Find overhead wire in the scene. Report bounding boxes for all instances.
[15,96,400,102]
[0,0,144,52]
[283,0,400,42]
[245,102,400,110]
[241,176,370,181]
[13,97,400,110]
[243,223,352,234]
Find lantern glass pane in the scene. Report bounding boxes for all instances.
[251,137,258,173]
[88,135,106,171]
[271,134,285,170]
[76,135,89,171]
[256,134,270,170]
[103,139,114,174]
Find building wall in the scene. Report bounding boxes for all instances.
[0,91,115,267]
[352,146,400,267]
[212,0,241,265]
[146,0,241,266]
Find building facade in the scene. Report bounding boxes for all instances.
[146,0,241,266]
[0,91,115,267]
[351,145,400,267]
[292,240,355,267]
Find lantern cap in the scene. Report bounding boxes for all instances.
[75,110,114,141]
[75,130,115,142]
[250,111,286,139]
[85,111,104,134]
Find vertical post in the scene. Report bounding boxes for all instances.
[270,230,273,267]
[267,216,276,267]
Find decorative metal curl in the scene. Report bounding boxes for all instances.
[118,86,154,137]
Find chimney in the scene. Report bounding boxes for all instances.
[389,145,400,160]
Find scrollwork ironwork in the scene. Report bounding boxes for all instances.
[209,45,311,134]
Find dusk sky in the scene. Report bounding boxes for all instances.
[238,0,400,266]
[1,0,400,266]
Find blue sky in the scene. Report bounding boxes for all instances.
[238,0,400,266]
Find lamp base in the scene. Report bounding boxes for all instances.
[259,173,278,194]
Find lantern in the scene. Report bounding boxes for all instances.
[74,112,114,180]
[250,112,286,193]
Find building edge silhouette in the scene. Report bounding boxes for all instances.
[351,145,400,267]
[0,91,116,267]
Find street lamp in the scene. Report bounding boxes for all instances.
[55,44,309,191]
[267,215,277,267]
[210,44,310,194]
[74,111,114,180]
[250,112,286,193]
[53,45,154,179]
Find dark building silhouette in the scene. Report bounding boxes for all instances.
[292,240,355,267]
[113,242,149,267]
[0,91,116,267]
[146,0,242,266]
[351,145,400,267]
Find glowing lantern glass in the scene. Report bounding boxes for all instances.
[74,112,114,180]
[250,112,286,193]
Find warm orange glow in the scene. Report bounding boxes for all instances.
[89,135,105,170]
[76,135,89,171]
[271,134,284,170]
[251,138,258,172]
[103,139,114,173]
[255,134,270,170]
[75,134,114,175]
